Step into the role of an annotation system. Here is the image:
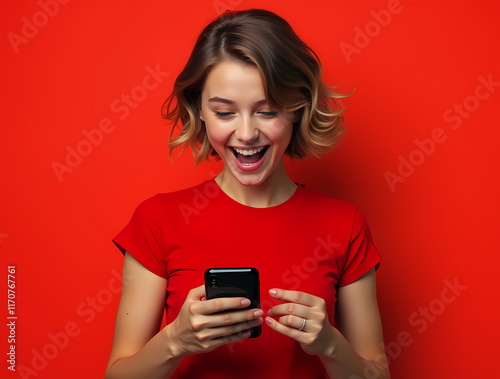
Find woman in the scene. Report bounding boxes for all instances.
[105,9,390,379]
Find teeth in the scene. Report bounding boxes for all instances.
[234,146,265,156]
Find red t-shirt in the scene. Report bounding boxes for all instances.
[112,178,382,378]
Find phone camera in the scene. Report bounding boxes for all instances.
[209,275,218,288]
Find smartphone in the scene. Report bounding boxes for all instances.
[204,267,261,338]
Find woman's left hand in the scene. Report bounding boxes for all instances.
[265,288,337,357]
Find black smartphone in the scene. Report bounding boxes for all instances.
[204,267,261,338]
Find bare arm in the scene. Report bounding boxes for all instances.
[105,252,263,379]
[266,268,389,378]
[319,268,390,378]
[105,252,182,379]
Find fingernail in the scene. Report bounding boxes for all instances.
[269,289,277,296]
[265,317,273,325]
[253,310,263,317]
[241,299,251,306]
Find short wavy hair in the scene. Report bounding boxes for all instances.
[162,9,348,164]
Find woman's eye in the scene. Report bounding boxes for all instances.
[259,112,278,118]
[215,112,235,119]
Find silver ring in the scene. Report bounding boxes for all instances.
[298,318,306,331]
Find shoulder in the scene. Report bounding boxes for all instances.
[132,180,215,216]
[297,185,374,235]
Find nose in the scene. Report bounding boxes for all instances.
[234,115,259,143]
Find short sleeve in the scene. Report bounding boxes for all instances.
[337,208,382,287]
[112,196,167,279]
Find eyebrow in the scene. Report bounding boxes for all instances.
[208,97,268,106]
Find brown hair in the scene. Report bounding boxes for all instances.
[162,9,348,164]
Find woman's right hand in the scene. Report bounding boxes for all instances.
[164,284,263,358]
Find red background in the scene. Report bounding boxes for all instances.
[1,0,498,377]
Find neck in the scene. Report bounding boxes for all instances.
[215,159,297,208]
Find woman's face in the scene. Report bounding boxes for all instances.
[199,60,295,187]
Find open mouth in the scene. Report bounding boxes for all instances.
[231,146,269,165]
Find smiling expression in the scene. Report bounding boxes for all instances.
[199,60,296,187]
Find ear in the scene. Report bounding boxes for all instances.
[198,98,207,122]
[293,110,300,123]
